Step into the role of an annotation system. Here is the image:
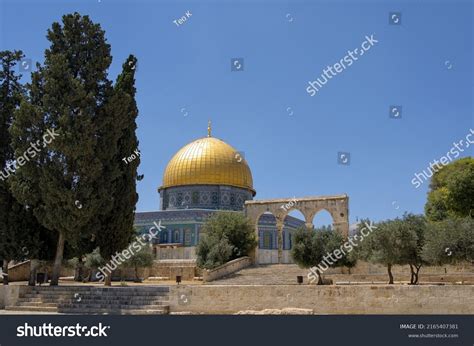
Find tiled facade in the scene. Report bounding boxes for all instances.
[134,184,304,258]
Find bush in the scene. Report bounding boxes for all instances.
[423,217,474,265]
[196,212,256,269]
[291,226,355,284]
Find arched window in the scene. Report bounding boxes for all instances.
[184,229,192,246]
[174,229,180,243]
[161,231,168,243]
[263,231,272,249]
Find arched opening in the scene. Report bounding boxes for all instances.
[312,209,334,231]
[283,209,306,252]
[256,212,279,264]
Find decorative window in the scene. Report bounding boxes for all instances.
[263,231,272,249]
[184,229,192,246]
[174,230,180,243]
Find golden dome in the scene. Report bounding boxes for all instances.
[160,135,255,195]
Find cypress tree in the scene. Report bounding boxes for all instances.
[0,51,50,285]
[10,13,114,285]
[95,56,140,286]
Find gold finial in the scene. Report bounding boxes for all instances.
[207,120,212,137]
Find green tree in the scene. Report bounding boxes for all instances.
[399,214,428,285]
[425,158,474,221]
[120,244,154,282]
[357,218,418,284]
[0,50,50,285]
[83,248,105,282]
[291,226,355,285]
[423,217,474,266]
[94,56,140,286]
[10,13,116,285]
[196,212,256,269]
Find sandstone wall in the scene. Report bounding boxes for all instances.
[169,284,474,314]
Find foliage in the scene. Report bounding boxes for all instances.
[423,217,474,265]
[94,55,140,285]
[425,158,474,221]
[356,215,426,284]
[84,248,105,269]
[9,13,138,285]
[120,244,154,281]
[291,226,355,284]
[196,212,256,269]
[0,50,52,284]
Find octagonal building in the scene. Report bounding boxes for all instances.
[134,125,303,260]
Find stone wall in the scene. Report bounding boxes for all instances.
[203,257,251,282]
[7,261,74,282]
[155,247,196,260]
[114,260,199,281]
[169,284,474,314]
[258,250,295,264]
[346,261,473,275]
[0,285,30,308]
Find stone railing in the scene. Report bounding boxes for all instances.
[203,257,252,282]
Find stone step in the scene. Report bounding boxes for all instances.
[5,305,58,312]
[11,286,171,314]
[19,297,169,304]
[24,292,169,298]
[59,307,169,315]
[58,303,168,309]
[31,287,170,293]
[16,302,58,307]
[27,292,170,296]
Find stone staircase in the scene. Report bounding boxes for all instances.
[5,286,170,314]
[208,264,310,285]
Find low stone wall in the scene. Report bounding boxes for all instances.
[155,247,196,260]
[345,261,474,275]
[203,257,252,282]
[169,284,474,314]
[0,285,30,308]
[115,260,199,281]
[7,261,74,282]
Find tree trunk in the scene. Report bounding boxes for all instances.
[409,264,415,285]
[414,265,422,285]
[74,258,84,282]
[316,268,324,285]
[28,259,39,286]
[104,272,112,286]
[50,231,65,286]
[2,259,9,285]
[387,264,394,284]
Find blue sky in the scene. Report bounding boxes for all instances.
[1,0,473,226]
